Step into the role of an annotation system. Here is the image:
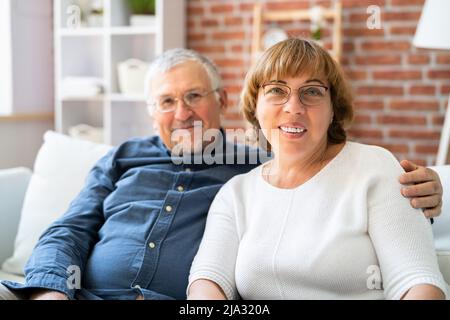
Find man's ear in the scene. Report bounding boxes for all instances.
[218,89,228,114]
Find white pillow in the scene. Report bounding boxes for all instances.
[1,131,112,275]
[430,165,450,252]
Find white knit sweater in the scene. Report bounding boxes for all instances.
[188,142,448,300]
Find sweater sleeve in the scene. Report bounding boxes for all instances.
[187,181,240,300]
[367,149,448,300]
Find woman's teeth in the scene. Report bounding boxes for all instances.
[280,126,307,133]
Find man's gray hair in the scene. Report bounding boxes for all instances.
[145,48,223,101]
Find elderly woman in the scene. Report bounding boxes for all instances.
[187,39,447,300]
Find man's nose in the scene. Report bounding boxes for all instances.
[283,94,306,114]
[174,99,193,121]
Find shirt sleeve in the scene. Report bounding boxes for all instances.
[367,150,448,300]
[4,148,118,299]
[187,181,240,300]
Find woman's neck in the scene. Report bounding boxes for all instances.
[266,142,345,189]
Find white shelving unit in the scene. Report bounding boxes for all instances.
[54,0,186,145]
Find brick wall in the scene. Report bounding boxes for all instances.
[186,0,450,165]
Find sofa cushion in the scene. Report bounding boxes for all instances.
[430,165,450,252]
[1,131,112,276]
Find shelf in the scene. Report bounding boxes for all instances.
[58,28,105,37]
[0,113,54,122]
[109,94,147,102]
[55,0,186,145]
[110,26,157,35]
[61,95,105,102]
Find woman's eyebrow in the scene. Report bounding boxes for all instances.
[304,79,326,86]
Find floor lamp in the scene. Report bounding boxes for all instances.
[413,0,450,165]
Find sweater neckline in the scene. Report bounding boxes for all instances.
[258,141,350,192]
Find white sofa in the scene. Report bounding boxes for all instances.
[0,131,449,291]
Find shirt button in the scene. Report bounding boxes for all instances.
[148,242,156,249]
[165,205,173,213]
[177,185,184,192]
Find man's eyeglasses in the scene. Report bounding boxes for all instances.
[148,88,219,113]
[260,83,329,106]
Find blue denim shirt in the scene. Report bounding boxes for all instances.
[2,133,264,300]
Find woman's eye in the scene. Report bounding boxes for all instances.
[304,88,323,96]
[267,87,287,95]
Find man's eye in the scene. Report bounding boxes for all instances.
[160,98,176,106]
[266,86,287,96]
[185,92,203,103]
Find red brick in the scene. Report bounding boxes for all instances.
[378,143,409,154]
[391,0,424,5]
[210,4,234,14]
[408,54,430,65]
[361,41,411,51]
[409,86,436,95]
[389,130,441,140]
[436,54,450,64]
[433,116,444,125]
[354,100,384,110]
[389,100,439,111]
[201,19,219,27]
[224,85,243,94]
[214,59,244,68]
[212,31,246,41]
[344,70,368,80]
[266,1,310,11]
[384,11,421,21]
[348,129,383,139]
[231,45,243,53]
[225,112,244,121]
[342,0,385,7]
[442,85,450,95]
[428,70,450,79]
[357,86,404,95]
[343,42,355,52]
[415,145,439,154]
[239,3,254,11]
[353,114,372,124]
[344,28,384,37]
[224,17,243,26]
[377,115,426,125]
[390,26,417,36]
[354,55,401,65]
[189,45,225,54]
[188,33,206,42]
[187,6,204,15]
[373,71,422,80]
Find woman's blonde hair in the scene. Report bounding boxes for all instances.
[240,38,353,145]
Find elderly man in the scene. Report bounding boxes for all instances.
[0,48,443,300]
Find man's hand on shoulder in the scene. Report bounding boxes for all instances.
[399,160,443,218]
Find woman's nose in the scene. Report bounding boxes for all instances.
[282,94,306,114]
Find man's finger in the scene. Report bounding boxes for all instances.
[400,159,418,173]
[399,167,434,184]
[424,206,442,219]
[410,194,441,210]
[401,181,441,197]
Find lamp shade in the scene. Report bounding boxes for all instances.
[413,0,450,50]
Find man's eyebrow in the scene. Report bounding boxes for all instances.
[156,87,204,97]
